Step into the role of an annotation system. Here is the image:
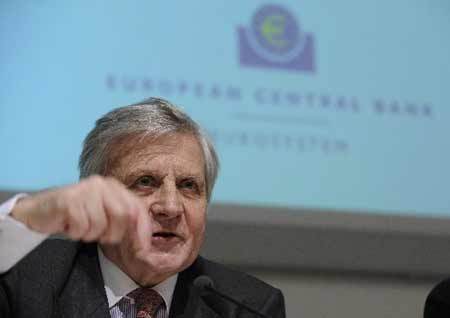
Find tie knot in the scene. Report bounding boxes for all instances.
[127,287,164,318]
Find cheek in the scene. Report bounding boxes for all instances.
[186,206,207,239]
[186,213,206,261]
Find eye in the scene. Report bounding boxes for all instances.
[132,175,158,189]
[179,179,199,192]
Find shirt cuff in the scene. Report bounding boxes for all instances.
[0,194,49,273]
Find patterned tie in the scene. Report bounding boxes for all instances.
[127,287,164,318]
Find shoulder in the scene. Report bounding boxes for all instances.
[1,238,82,288]
[0,239,100,316]
[189,256,285,312]
[425,277,450,318]
[196,256,277,293]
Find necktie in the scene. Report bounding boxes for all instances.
[127,287,164,318]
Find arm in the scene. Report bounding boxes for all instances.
[1,176,152,273]
[0,195,48,273]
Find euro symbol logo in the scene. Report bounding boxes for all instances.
[237,4,316,72]
[261,15,289,49]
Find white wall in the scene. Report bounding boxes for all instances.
[249,270,436,318]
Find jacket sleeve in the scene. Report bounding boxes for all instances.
[0,278,12,318]
[0,195,48,274]
[259,288,286,318]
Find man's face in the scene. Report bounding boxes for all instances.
[102,133,208,285]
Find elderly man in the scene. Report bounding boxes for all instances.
[0,98,285,318]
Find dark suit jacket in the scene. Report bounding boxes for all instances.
[0,239,285,318]
[424,278,450,318]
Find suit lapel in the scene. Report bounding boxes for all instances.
[193,297,223,318]
[55,243,109,318]
[170,257,228,318]
[171,291,222,318]
[54,249,228,318]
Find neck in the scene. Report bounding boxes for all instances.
[100,244,167,287]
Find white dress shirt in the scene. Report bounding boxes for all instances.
[0,195,178,317]
[98,245,177,316]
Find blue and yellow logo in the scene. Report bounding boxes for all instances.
[238,4,315,72]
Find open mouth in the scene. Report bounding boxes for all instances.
[153,232,176,238]
[152,232,178,240]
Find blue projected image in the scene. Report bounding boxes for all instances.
[1,1,449,217]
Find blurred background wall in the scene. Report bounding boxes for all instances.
[1,1,449,317]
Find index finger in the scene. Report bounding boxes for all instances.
[130,203,152,260]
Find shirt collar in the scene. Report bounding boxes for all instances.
[97,246,178,313]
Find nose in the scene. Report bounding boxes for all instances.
[150,181,183,220]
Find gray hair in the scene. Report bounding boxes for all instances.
[78,97,219,201]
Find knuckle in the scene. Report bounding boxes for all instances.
[83,231,97,242]
[88,174,103,182]
[105,176,120,187]
[68,226,82,240]
[101,233,117,244]
[84,219,101,238]
[96,214,108,229]
[79,175,103,190]
[63,205,76,224]
[61,188,77,204]
[68,208,87,232]
[86,226,103,241]
[88,175,106,188]
[92,224,107,240]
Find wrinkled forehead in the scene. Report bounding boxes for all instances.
[105,132,206,178]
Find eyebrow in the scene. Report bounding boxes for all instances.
[176,175,204,184]
[122,169,204,186]
[119,169,157,186]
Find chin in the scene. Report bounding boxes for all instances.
[144,247,197,277]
